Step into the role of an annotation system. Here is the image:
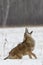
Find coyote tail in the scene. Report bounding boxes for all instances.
[4,56,9,60]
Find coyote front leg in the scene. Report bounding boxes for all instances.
[28,51,37,59]
[27,52,32,59]
[31,52,37,59]
[29,51,37,59]
[29,53,32,59]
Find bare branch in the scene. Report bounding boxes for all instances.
[2,0,10,27]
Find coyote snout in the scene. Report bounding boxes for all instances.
[4,28,37,60]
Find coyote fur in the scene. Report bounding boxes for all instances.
[4,28,37,59]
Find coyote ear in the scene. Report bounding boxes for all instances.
[30,31,33,34]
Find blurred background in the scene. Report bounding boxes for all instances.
[0,0,43,27]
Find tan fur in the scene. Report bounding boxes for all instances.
[4,28,37,60]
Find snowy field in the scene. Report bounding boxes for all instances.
[0,26,43,65]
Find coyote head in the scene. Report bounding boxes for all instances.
[24,28,33,39]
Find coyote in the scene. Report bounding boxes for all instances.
[4,28,37,60]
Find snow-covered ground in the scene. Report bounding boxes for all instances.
[0,26,43,65]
